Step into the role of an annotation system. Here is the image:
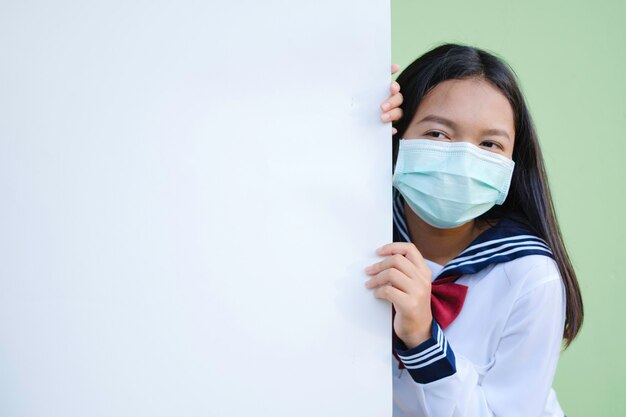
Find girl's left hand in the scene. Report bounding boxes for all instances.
[364,242,433,349]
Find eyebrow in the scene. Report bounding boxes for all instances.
[416,114,512,142]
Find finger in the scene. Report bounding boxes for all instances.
[373,284,411,307]
[380,91,403,112]
[365,253,418,282]
[376,242,427,273]
[381,107,403,122]
[390,80,400,95]
[391,63,400,75]
[390,90,404,107]
[365,267,414,293]
[392,127,398,135]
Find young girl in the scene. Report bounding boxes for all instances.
[366,43,583,417]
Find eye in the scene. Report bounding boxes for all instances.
[424,131,450,140]
[480,140,503,150]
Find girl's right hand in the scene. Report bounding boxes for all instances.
[380,63,404,135]
[364,241,434,349]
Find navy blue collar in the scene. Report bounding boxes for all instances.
[392,187,554,280]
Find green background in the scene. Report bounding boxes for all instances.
[390,0,626,415]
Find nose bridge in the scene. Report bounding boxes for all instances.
[453,127,482,145]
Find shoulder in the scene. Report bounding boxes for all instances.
[498,254,567,341]
[502,254,562,298]
[486,215,563,295]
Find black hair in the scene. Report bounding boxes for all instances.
[392,42,583,348]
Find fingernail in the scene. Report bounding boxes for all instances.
[382,113,390,121]
[382,102,390,110]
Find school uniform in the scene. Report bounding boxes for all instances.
[391,187,567,417]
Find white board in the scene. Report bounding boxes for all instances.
[0,1,392,416]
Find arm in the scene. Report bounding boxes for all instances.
[394,277,566,417]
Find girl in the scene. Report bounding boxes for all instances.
[367,43,584,417]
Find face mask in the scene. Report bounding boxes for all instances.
[392,138,515,229]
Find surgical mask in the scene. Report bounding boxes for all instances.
[392,138,515,229]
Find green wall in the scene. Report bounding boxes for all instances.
[391,0,626,415]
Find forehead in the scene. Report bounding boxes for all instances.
[414,77,515,133]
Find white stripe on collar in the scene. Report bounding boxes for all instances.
[447,237,550,265]
[439,245,553,275]
[457,234,549,257]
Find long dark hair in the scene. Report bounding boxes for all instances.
[392,43,583,349]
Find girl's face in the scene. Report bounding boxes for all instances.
[402,77,515,159]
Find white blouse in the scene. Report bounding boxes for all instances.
[392,255,567,417]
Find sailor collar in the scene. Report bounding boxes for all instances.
[392,187,554,281]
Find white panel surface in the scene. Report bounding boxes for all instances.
[0,1,392,416]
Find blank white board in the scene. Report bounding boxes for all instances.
[0,1,392,416]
